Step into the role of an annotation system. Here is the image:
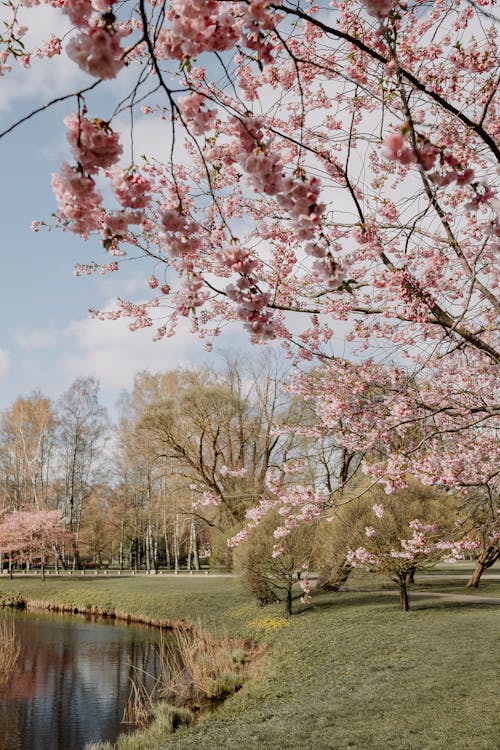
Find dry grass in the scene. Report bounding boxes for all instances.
[0,617,20,685]
[122,625,249,727]
[164,626,246,702]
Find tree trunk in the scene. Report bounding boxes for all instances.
[72,538,82,570]
[406,566,416,585]
[317,562,352,592]
[467,560,485,588]
[153,536,158,572]
[53,543,67,571]
[285,585,293,617]
[467,545,499,588]
[398,574,410,611]
[164,532,170,570]
[145,523,152,573]
[173,514,179,574]
[187,520,193,571]
[193,525,200,571]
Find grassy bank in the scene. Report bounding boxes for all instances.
[1,567,499,750]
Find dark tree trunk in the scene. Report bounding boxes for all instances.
[317,563,353,592]
[72,539,82,570]
[467,545,499,588]
[398,574,410,611]
[405,566,416,585]
[285,585,293,617]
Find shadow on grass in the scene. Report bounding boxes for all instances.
[408,598,500,612]
[292,590,402,616]
[288,586,500,617]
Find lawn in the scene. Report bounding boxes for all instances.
[1,565,498,750]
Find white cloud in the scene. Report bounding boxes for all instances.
[0,7,83,115]
[62,306,208,392]
[118,115,175,166]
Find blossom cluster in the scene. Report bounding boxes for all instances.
[64,113,122,174]
[383,130,477,190]
[67,24,129,79]
[177,93,217,135]
[52,163,103,236]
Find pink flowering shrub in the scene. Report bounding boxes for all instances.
[313,479,462,604]
[233,508,316,616]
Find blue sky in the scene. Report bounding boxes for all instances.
[0,6,234,417]
[1,4,361,418]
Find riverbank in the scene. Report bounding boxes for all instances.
[1,567,499,749]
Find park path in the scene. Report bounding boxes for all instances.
[377,589,500,605]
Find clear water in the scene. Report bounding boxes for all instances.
[0,610,164,750]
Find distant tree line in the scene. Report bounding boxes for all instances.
[0,356,496,610]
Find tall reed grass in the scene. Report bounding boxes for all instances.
[0,617,20,685]
[122,625,248,727]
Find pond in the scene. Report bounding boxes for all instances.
[0,609,167,750]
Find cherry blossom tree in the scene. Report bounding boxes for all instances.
[346,499,461,610]
[234,508,316,616]
[453,505,500,587]
[1,1,498,539]
[0,509,68,579]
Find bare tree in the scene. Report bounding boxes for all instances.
[56,377,108,568]
[0,392,56,511]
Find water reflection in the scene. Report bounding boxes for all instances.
[0,610,164,750]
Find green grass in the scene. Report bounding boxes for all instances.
[1,567,499,750]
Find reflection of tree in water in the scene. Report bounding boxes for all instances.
[0,613,164,750]
[0,617,20,686]
[0,617,21,748]
[123,626,248,727]
[123,633,176,725]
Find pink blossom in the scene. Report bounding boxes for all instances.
[347,546,379,567]
[59,0,94,27]
[64,113,122,174]
[101,210,142,236]
[299,576,312,605]
[111,169,152,209]
[195,491,221,507]
[227,529,249,548]
[175,275,210,316]
[372,503,385,519]
[382,131,415,164]
[52,163,103,236]
[35,34,62,59]
[147,275,159,289]
[154,0,239,61]
[67,23,129,80]
[177,92,216,135]
[361,0,395,17]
